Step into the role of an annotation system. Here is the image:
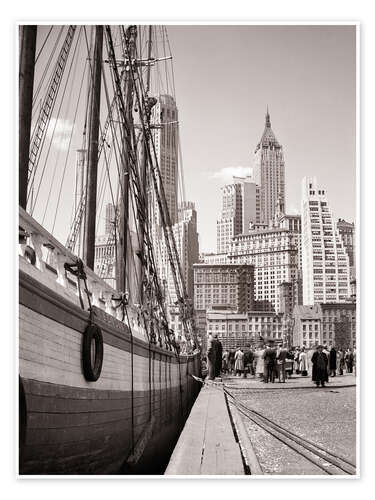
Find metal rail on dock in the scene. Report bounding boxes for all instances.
[224,386,356,476]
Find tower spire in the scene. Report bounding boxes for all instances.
[266,106,271,127]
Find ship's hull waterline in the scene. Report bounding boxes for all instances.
[19,269,201,474]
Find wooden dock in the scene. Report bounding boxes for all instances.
[164,382,245,475]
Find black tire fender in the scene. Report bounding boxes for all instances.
[82,324,104,381]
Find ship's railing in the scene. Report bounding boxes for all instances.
[18,207,145,335]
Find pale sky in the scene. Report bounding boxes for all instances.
[30,25,356,253]
[166,25,356,252]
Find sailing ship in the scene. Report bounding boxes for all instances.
[18,24,201,475]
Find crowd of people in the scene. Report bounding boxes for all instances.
[203,332,356,388]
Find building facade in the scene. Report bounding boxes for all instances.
[163,202,200,339]
[293,303,356,348]
[228,226,301,313]
[320,303,356,349]
[253,109,285,226]
[206,308,284,351]
[193,263,255,352]
[301,177,351,305]
[216,177,260,253]
[94,234,116,288]
[202,253,229,265]
[104,203,115,235]
[193,263,255,313]
[337,218,356,278]
[152,94,179,226]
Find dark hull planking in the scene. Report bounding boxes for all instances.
[19,270,201,474]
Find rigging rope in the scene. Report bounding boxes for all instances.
[32,26,64,111]
[35,28,85,222]
[125,31,195,347]
[34,26,54,65]
[27,26,77,206]
[51,32,87,234]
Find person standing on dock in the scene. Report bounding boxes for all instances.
[228,350,235,374]
[329,346,337,377]
[294,347,301,375]
[263,341,277,383]
[222,349,229,374]
[245,347,254,377]
[215,336,223,378]
[207,333,218,380]
[255,345,265,380]
[311,345,329,388]
[276,343,288,383]
[337,348,344,375]
[234,347,244,376]
[345,348,354,373]
[299,346,308,377]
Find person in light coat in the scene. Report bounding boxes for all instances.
[234,347,244,376]
[299,346,309,376]
[255,345,265,379]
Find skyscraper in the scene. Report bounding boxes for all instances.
[228,224,301,313]
[164,202,200,339]
[301,177,350,305]
[152,94,179,226]
[253,109,285,225]
[337,218,356,278]
[216,176,260,253]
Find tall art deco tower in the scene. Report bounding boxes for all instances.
[253,109,285,225]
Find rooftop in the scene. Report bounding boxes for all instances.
[255,108,281,151]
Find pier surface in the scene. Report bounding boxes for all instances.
[165,373,356,476]
[165,381,244,475]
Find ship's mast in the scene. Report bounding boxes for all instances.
[136,25,156,303]
[19,26,37,209]
[116,26,137,292]
[82,26,103,270]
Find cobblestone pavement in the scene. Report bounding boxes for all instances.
[224,373,356,475]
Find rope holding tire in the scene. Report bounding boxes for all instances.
[82,324,104,381]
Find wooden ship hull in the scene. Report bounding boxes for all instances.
[19,209,201,475]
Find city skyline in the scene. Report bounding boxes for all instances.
[167,25,356,252]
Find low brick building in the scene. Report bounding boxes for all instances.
[293,302,356,348]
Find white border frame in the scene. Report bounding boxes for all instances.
[14,20,360,481]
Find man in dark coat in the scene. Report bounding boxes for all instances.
[345,348,354,373]
[263,341,277,383]
[246,348,255,376]
[329,346,337,377]
[243,347,254,378]
[311,345,329,387]
[215,336,223,377]
[207,333,217,380]
[228,350,235,374]
[276,343,289,383]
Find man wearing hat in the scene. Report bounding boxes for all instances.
[311,345,329,387]
[263,339,277,383]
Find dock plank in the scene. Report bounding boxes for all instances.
[165,383,244,475]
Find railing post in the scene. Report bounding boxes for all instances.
[29,232,46,272]
[91,280,102,308]
[55,252,68,287]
